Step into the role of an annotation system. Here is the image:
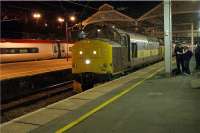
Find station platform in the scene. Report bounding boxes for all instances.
[0,59,72,80]
[1,59,200,133]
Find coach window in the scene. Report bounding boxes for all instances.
[0,48,6,54]
[0,48,39,54]
[131,43,137,58]
[10,49,16,54]
[0,48,18,54]
[20,48,28,53]
[31,48,39,53]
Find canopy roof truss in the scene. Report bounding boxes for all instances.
[80,2,200,39]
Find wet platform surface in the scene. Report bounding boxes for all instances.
[1,59,199,133]
[0,59,71,80]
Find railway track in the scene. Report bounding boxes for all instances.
[1,80,76,123]
[1,60,163,123]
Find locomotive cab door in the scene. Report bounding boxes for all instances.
[119,33,131,69]
[121,33,131,62]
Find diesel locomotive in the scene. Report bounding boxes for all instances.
[72,24,164,89]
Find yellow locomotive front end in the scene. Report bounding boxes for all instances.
[72,39,113,74]
[72,39,114,90]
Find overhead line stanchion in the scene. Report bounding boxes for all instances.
[66,22,69,62]
[164,0,172,75]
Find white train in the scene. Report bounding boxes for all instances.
[0,39,74,63]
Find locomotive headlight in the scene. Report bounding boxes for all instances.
[93,50,97,55]
[85,59,91,64]
[79,51,83,55]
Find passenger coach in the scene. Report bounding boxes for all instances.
[0,39,73,63]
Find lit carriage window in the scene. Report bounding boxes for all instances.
[0,48,39,54]
[9,49,16,54]
[30,48,39,53]
[0,48,18,54]
[20,48,28,53]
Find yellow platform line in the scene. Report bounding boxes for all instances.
[56,66,164,133]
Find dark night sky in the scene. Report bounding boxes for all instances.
[2,1,160,19]
[1,1,161,39]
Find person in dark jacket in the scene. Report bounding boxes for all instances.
[174,44,184,73]
[195,44,200,70]
[183,46,193,75]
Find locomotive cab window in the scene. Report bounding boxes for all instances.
[120,35,129,47]
[84,25,121,44]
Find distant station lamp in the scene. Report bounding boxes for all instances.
[57,17,65,23]
[33,13,41,19]
[32,12,41,25]
[69,15,76,22]
[44,23,48,27]
[65,15,77,41]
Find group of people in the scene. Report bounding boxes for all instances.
[195,44,200,70]
[175,43,200,75]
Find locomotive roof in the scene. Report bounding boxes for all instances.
[117,29,158,43]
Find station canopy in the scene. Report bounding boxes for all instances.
[80,2,200,40]
[81,4,136,30]
[138,1,200,38]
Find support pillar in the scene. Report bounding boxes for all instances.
[191,23,194,52]
[199,23,200,44]
[66,22,69,61]
[164,0,172,74]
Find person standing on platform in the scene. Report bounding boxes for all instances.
[174,44,184,74]
[183,45,193,75]
[195,44,200,70]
